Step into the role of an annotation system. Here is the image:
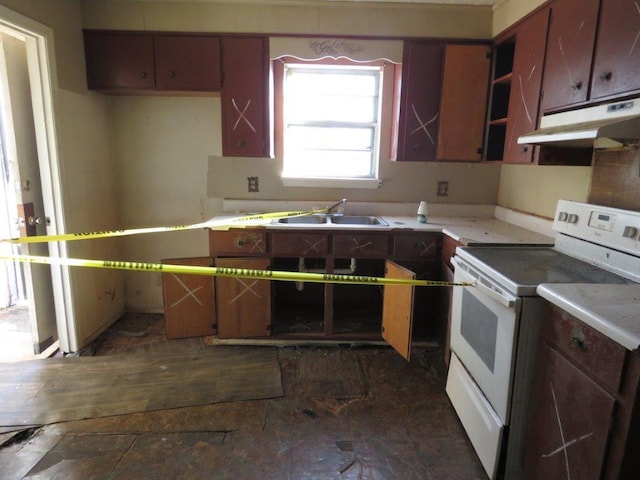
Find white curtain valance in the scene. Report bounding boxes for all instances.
[270,36,403,64]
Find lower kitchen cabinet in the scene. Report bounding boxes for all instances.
[162,257,216,339]
[206,229,446,356]
[522,302,640,479]
[214,257,271,339]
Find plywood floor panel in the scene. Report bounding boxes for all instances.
[0,347,282,427]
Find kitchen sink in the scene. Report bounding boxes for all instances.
[330,215,388,226]
[274,214,387,226]
[276,215,328,224]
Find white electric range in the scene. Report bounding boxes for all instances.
[446,200,640,479]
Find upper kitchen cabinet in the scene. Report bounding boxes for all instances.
[437,44,491,161]
[539,0,600,112]
[502,7,550,164]
[84,31,155,90]
[485,37,514,161]
[154,35,221,91]
[220,36,271,158]
[396,41,444,162]
[590,0,640,100]
[83,31,221,93]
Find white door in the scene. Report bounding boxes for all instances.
[0,30,57,354]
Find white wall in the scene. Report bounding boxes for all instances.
[110,96,219,312]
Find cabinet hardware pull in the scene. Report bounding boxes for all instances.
[140,71,147,79]
[599,71,612,81]
[169,71,176,78]
[570,81,582,91]
[570,336,585,349]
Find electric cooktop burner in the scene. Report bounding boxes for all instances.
[456,246,633,296]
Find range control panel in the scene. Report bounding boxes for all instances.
[554,200,640,255]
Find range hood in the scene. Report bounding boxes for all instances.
[518,97,640,148]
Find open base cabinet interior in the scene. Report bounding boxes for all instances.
[162,229,447,360]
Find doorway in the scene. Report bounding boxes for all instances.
[0,7,71,359]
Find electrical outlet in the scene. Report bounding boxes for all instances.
[437,181,449,197]
[247,176,259,192]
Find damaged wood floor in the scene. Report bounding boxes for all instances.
[0,313,485,479]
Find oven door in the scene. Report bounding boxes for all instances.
[449,256,521,424]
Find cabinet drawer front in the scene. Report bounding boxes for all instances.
[547,304,626,393]
[392,233,442,259]
[271,233,328,256]
[209,230,267,255]
[441,234,461,267]
[333,234,388,257]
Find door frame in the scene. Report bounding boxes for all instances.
[0,6,74,352]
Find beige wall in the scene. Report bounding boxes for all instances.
[82,0,502,312]
[493,0,592,218]
[82,0,492,39]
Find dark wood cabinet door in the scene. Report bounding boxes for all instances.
[221,36,270,157]
[162,257,216,339]
[524,345,616,480]
[84,31,155,90]
[437,44,491,161]
[503,7,550,164]
[155,35,221,91]
[540,0,600,112]
[591,0,640,100]
[396,41,444,162]
[215,257,271,338]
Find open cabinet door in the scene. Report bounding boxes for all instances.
[382,261,415,361]
[215,257,271,339]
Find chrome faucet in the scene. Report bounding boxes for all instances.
[327,198,347,216]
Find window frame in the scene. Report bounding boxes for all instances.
[273,56,400,189]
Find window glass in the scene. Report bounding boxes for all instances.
[282,63,382,179]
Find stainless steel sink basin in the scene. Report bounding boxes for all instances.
[330,215,388,226]
[276,215,328,224]
[274,214,387,226]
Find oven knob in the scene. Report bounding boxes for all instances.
[558,212,568,222]
[623,226,638,239]
[567,214,579,224]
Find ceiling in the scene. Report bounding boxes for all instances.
[132,0,498,5]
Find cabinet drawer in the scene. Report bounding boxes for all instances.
[546,303,626,393]
[333,233,389,258]
[441,234,461,267]
[271,233,328,256]
[209,230,267,256]
[392,233,442,259]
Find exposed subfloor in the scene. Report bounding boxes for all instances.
[0,313,486,479]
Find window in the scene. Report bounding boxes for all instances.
[282,63,382,180]
[274,56,397,188]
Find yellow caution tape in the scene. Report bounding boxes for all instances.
[0,208,330,245]
[1,254,474,287]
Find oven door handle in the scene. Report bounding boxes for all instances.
[452,257,517,309]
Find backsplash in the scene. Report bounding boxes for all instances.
[589,148,640,211]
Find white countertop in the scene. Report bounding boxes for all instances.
[217,200,555,245]
[537,283,640,351]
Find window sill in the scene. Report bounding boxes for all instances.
[281,177,382,189]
